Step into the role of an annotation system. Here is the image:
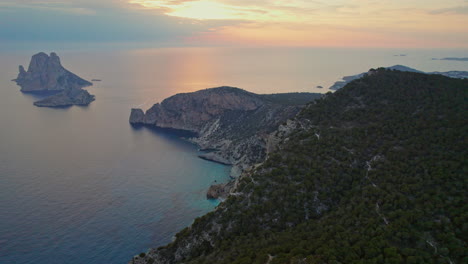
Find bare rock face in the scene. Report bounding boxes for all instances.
[206,183,227,199]
[130,87,321,179]
[130,87,264,132]
[129,108,145,124]
[127,88,321,264]
[14,52,92,92]
[33,87,95,107]
[13,52,94,107]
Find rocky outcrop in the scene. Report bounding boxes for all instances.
[33,87,95,107]
[266,119,312,155]
[13,52,94,107]
[129,108,145,124]
[206,180,236,199]
[130,87,322,178]
[206,184,225,199]
[130,87,264,131]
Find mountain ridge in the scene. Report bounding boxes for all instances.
[130,69,467,264]
[329,64,468,90]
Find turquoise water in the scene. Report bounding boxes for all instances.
[0,51,230,264]
[0,47,466,264]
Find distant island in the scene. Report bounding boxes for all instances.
[130,87,322,198]
[329,64,468,90]
[432,57,468,61]
[12,52,95,107]
[91,79,102,82]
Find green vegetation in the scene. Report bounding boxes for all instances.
[148,69,467,264]
[261,92,323,106]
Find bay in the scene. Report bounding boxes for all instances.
[0,47,466,264]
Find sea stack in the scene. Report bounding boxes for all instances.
[129,108,146,124]
[13,52,95,107]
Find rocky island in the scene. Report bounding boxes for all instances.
[130,87,322,197]
[13,52,94,107]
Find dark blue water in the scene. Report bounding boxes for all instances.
[0,51,230,264]
[0,48,466,264]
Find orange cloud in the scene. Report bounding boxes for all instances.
[129,0,468,48]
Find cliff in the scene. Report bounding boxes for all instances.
[13,52,94,107]
[130,69,467,264]
[130,87,322,178]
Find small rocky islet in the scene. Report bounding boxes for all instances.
[12,52,94,107]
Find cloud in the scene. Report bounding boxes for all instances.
[0,0,97,15]
[1,0,467,48]
[429,6,468,15]
[128,0,321,21]
[0,0,217,46]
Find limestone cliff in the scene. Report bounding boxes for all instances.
[13,52,94,107]
[130,87,322,179]
[130,87,264,131]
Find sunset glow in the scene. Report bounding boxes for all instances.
[130,0,236,20]
[129,0,290,21]
[128,0,468,48]
[0,0,467,48]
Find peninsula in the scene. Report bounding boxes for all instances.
[130,87,322,197]
[130,69,467,264]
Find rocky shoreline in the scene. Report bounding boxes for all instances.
[130,68,468,264]
[130,87,322,198]
[128,89,320,264]
[197,153,232,166]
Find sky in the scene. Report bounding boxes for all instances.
[0,0,467,48]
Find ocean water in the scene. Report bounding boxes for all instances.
[0,47,467,264]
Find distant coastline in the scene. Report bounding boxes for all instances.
[432,57,468,61]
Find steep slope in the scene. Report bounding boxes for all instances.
[130,87,322,178]
[130,69,467,264]
[329,65,468,90]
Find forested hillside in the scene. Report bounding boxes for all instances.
[133,69,467,264]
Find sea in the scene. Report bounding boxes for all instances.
[0,47,467,264]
